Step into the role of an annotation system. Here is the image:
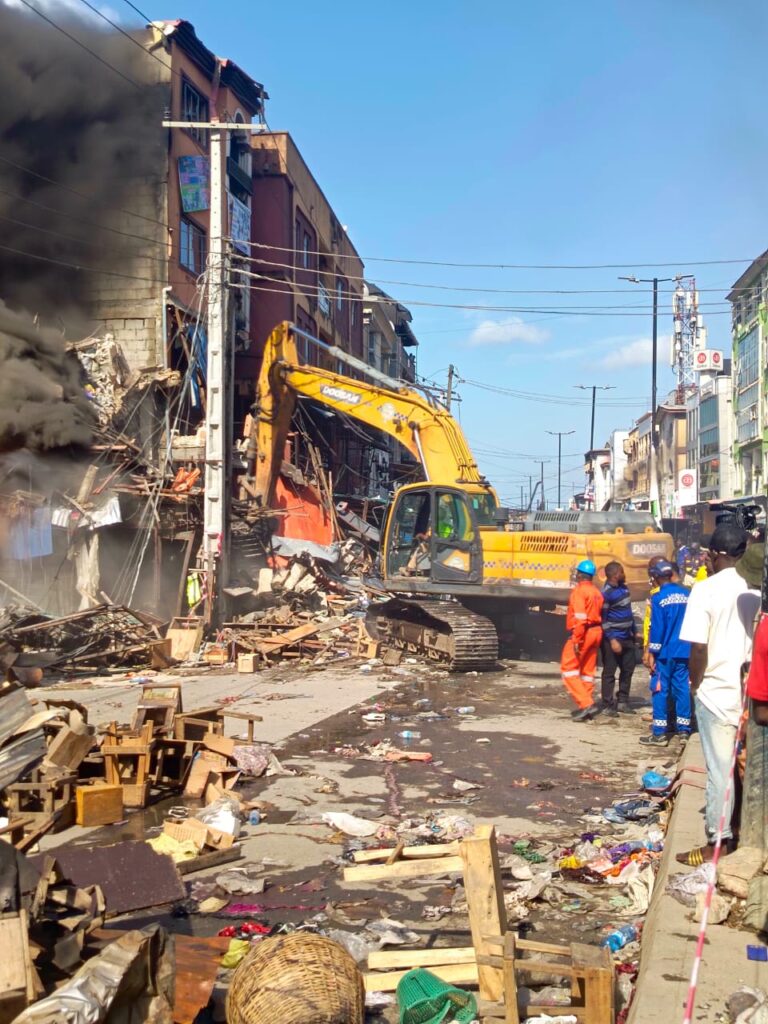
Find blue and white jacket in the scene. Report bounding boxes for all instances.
[648,581,691,661]
[602,581,636,642]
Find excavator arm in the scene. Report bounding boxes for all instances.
[245,322,491,506]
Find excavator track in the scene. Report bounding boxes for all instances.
[366,597,499,672]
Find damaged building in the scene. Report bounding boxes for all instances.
[0,10,418,624]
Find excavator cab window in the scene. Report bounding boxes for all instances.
[388,490,432,577]
[468,493,498,527]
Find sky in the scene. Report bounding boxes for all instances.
[67,1,768,504]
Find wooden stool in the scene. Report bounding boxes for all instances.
[102,722,154,807]
[7,769,77,830]
[218,709,263,744]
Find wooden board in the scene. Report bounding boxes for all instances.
[75,784,124,827]
[353,841,460,863]
[459,824,506,1002]
[343,855,464,883]
[364,963,479,993]
[0,911,36,1018]
[166,617,203,661]
[367,947,475,970]
[255,617,343,656]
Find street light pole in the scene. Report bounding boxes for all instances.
[546,430,575,509]
[619,274,693,520]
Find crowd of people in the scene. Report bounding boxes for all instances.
[560,522,766,866]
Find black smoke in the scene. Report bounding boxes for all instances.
[0,302,94,452]
[0,1,165,451]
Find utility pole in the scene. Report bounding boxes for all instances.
[537,460,548,510]
[163,118,266,624]
[445,364,456,412]
[620,274,693,521]
[575,384,615,510]
[574,384,616,451]
[520,485,524,511]
[546,430,575,509]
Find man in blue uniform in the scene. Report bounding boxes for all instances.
[640,559,691,747]
[599,560,637,716]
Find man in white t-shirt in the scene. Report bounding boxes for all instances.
[676,523,759,865]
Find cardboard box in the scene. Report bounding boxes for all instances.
[237,653,258,673]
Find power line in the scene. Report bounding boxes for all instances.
[229,276,733,318]
[0,212,171,265]
[231,237,768,273]
[14,0,143,90]
[0,240,182,286]
[76,0,183,79]
[0,155,169,231]
[230,251,740,299]
[0,186,167,251]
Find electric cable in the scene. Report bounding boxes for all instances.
[13,0,143,90]
[231,237,768,272]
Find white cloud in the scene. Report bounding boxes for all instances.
[599,337,654,369]
[468,317,550,347]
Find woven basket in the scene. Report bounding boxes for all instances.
[226,932,365,1024]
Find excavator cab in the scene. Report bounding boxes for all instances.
[384,484,483,586]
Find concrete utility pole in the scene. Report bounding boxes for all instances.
[620,274,693,521]
[445,364,456,413]
[574,384,615,451]
[163,118,266,623]
[546,431,574,509]
[537,460,548,510]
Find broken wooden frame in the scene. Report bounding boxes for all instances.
[351,826,614,1024]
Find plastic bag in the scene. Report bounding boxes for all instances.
[195,795,242,837]
[665,863,715,906]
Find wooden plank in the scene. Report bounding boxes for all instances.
[386,841,405,865]
[503,932,520,1024]
[255,617,343,655]
[353,841,460,863]
[343,854,464,883]
[459,824,506,1002]
[0,911,34,1009]
[367,947,476,970]
[176,847,243,876]
[364,963,479,993]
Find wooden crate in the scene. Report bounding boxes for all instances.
[165,616,203,661]
[75,783,124,827]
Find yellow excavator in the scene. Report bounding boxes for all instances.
[244,322,672,670]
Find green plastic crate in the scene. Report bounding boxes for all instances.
[396,968,477,1024]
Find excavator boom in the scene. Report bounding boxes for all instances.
[245,322,492,506]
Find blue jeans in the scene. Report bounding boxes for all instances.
[650,658,691,736]
[695,696,737,842]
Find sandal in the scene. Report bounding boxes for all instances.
[675,840,733,866]
[675,845,714,866]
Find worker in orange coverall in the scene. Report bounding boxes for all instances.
[561,559,604,722]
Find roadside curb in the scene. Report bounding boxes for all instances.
[629,735,768,1022]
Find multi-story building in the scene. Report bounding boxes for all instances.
[728,250,768,496]
[623,413,652,508]
[248,132,389,496]
[87,20,266,381]
[657,399,687,516]
[361,283,419,493]
[685,363,734,503]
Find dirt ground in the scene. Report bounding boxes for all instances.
[36,646,677,1020]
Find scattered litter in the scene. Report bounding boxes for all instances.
[666,863,715,907]
[322,812,380,837]
[452,778,482,793]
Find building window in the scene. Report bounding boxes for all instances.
[350,297,357,328]
[181,80,209,148]
[180,217,207,275]
[336,280,344,311]
[737,326,759,389]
